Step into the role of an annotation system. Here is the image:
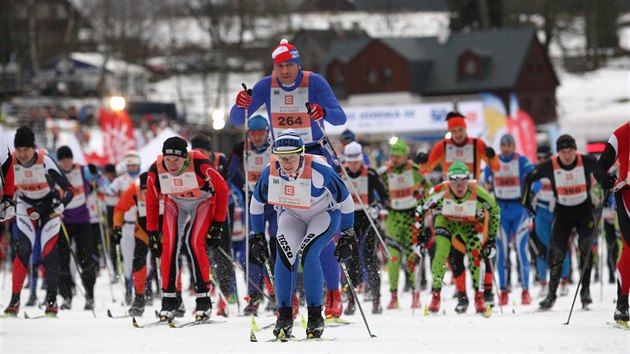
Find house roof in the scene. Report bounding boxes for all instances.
[422,28,537,95]
[321,37,372,71]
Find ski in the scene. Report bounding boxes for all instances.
[24,312,56,319]
[607,321,629,331]
[132,316,173,328]
[170,318,226,328]
[251,316,277,333]
[107,309,130,319]
[0,313,19,318]
[324,317,352,327]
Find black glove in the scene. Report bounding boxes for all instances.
[483,240,497,259]
[601,172,617,190]
[485,147,496,159]
[30,203,54,220]
[148,231,162,257]
[205,221,224,249]
[88,163,99,175]
[417,152,429,164]
[249,232,269,264]
[112,226,123,245]
[334,228,357,263]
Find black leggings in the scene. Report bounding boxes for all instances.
[548,206,596,295]
[58,222,98,299]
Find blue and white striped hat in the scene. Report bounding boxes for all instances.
[273,129,304,154]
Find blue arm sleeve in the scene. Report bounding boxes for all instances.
[320,166,354,230]
[310,74,346,126]
[249,167,270,233]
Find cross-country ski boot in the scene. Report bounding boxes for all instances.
[129,294,146,317]
[273,307,294,339]
[306,306,325,339]
[195,294,212,321]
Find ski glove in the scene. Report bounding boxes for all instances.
[236,89,252,109]
[306,103,326,121]
[206,221,224,249]
[483,240,497,259]
[112,226,123,245]
[148,231,162,257]
[249,232,269,265]
[417,152,429,164]
[0,197,15,222]
[30,200,63,220]
[601,172,617,190]
[334,228,356,263]
[485,147,496,159]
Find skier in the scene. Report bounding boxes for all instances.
[528,146,570,297]
[378,138,431,310]
[593,121,630,324]
[523,135,600,310]
[483,134,534,305]
[145,136,229,321]
[341,141,388,314]
[226,115,279,316]
[55,146,100,311]
[4,127,74,317]
[415,162,500,314]
[230,39,348,318]
[417,111,499,307]
[248,129,355,339]
[106,150,142,304]
[113,172,163,316]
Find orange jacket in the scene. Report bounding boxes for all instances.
[420,137,500,179]
[113,182,148,243]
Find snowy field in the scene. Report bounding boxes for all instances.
[1,263,628,354]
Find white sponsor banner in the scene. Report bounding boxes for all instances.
[325,101,484,138]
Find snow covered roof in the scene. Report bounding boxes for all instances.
[70,52,147,75]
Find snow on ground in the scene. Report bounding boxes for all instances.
[1,262,627,353]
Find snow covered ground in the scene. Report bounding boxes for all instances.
[1,261,627,353]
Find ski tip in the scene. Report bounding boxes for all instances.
[251,316,259,332]
[301,314,307,329]
[23,312,29,319]
[107,309,113,318]
[423,305,429,316]
[168,321,176,328]
[132,317,139,327]
[484,305,492,318]
[249,329,258,342]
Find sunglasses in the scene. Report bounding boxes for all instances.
[276,154,300,163]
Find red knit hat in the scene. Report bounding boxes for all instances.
[271,39,300,65]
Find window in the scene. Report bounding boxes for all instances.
[383,67,393,84]
[334,66,345,84]
[367,69,378,85]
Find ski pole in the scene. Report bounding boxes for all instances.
[91,183,116,303]
[487,258,504,315]
[341,262,376,338]
[216,246,272,300]
[308,108,391,259]
[564,189,610,325]
[242,82,251,297]
[264,260,279,310]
